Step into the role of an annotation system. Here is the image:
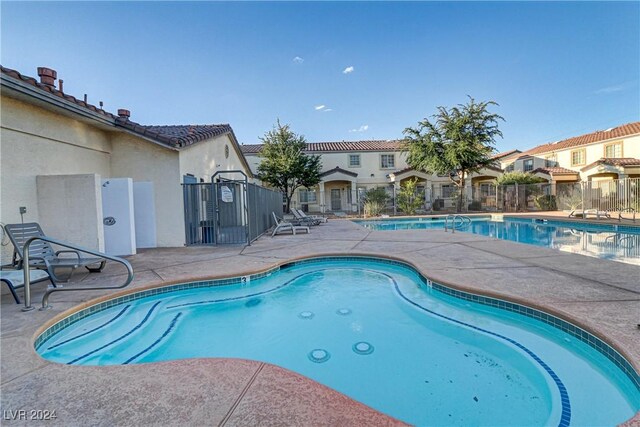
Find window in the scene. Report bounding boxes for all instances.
[571,149,586,166]
[299,188,317,204]
[441,184,454,198]
[545,154,557,168]
[348,154,361,167]
[480,183,496,197]
[604,142,622,158]
[523,159,534,172]
[380,154,395,169]
[505,163,515,172]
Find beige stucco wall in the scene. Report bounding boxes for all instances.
[36,174,105,252]
[1,96,112,263]
[180,134,252,183]
[502,134,640,180]
[110,135,184,247]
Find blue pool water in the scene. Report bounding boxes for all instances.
[37,258,639,426]
[354,217,640,265]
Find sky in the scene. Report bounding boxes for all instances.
[1,1,639,153]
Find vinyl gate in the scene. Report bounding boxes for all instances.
[182,171,283,245]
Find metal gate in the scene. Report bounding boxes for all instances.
[182,171,283,245]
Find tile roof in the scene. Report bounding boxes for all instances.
[136,124,234,148]
[492,149,521,160]
[240,144,263,154]
[1,65,234,149]
[1,65,118,120]
[531,167,579,176]
[240,140,402,154]
[580,157,640,171]
[518,122,640,158]
[320,166,358,178]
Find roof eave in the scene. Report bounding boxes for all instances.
[1,74,115,129]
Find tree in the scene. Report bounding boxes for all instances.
[257,121,322,213]
[403,97,504,212]
[396,178,425,215]
[496,171,546,185]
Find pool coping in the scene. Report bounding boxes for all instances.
[32,253,640,393]
[3,217,639,426]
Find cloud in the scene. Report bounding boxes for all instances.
[349,125,369,132]
[293,56,304,64]
[314,105,326,110]
[343,66,354,74]
[594,81,635,94]
[322,108,333,112]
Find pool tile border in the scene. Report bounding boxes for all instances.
[34,255,640,392]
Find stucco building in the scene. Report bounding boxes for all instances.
[499,122,640,183]
[1,65,253,260]
[241,141,503,213]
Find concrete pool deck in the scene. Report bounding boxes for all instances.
[1,217,639,425]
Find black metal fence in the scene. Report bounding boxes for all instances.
[183,180,283,246]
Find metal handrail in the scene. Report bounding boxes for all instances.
[22,236,134,311]
[444,214,471,233]
[618,207,636,223]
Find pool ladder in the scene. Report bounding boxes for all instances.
[444,215,471,233]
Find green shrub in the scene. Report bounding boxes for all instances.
[534,195,557,211]
[363,187,389,217]
[396,178,425,215]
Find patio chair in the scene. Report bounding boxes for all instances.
[291,209,322,226]
[1,269,51,304]
[295,209,328,224]
[271,213,310,237]
[568,209,611,220]
[5,222,106,286]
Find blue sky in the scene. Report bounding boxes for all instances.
[2,1,638,153]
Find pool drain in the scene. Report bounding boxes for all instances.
[308,349,330,363]
[352,341,374,355]
[336,308,352,316]
[298,311,315,320]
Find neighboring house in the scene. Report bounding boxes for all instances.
[241,141,503,213]
[499,122,640,183]
[1,65,253,261]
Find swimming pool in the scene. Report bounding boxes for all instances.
[354,216,640,265]
[36,257,639,426]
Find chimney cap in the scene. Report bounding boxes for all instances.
[37,67,57,78]
[37,67,57,88]
[117,109,131,119]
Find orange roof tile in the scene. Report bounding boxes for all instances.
[518,122,640,158]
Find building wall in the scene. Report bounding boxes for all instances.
[110,135,184,247]
[179,134,252,182]
[312,151,409,187]
[502,134,640,179]
[36,174,105,252]
[0,96,112,263]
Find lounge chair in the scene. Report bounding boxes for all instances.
[568,209,611,220]
[5,222,106,286]
[271,213,310,237]
[295,209,328,224]
[291,209,322,226]
[1,269,51,304]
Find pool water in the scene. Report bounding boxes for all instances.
[353,217,640,265]
[37,258,639,426]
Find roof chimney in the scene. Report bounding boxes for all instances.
[37,67,57,88]
[117,109,130,120]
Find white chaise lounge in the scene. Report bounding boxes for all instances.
[271,213,310,237]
